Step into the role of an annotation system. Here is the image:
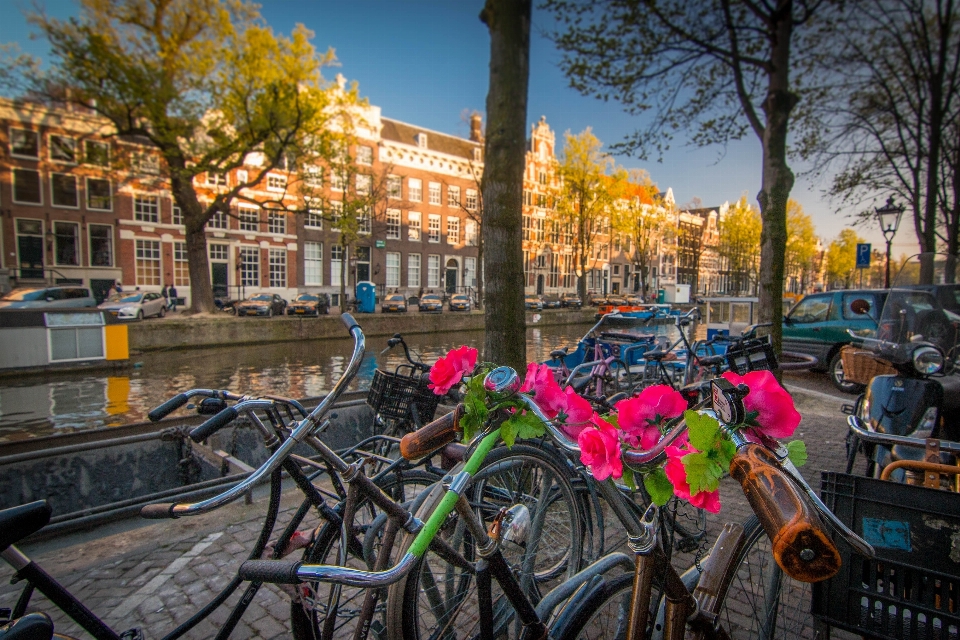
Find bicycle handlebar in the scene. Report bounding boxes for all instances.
[399,405,463,460]
[147,389,245,422]
[848,415,960,455]
[190,406,239,442]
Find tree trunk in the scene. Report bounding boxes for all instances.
[476,238,485,310]
[480,0,531,372]
[171,165,215,314]
[340,240,349,312]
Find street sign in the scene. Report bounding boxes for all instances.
[375,240,386,248]
[856,243,871,269]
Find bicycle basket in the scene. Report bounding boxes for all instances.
[366,366,441,425]
[840,345,896,385]
[724,336,778,374]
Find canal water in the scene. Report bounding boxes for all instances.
[0,321,680,441]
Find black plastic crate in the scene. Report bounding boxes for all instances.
[366,367,440,426]
[813,472,960,640]
[724,336,778,374]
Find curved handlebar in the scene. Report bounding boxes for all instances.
[147,389,245,422]
[848,415,960,455]
[400,406,463,460]
[190,407,239,442]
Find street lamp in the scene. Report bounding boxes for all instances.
[875,196,904,288]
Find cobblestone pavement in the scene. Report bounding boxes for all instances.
[2,375,859,639]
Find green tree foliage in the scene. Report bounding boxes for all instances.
[612,170,670,297]
[545,0,838,351]
[785,200,819,291]
[21,0,351,312]
[825,228,865,289]
[717,196,762,295]
[556,128,627,301]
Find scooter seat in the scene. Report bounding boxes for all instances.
[939,375,960,413]
[0,613,54,640]
[0,501,51,552]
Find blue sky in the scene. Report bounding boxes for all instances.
[1,0,918,255]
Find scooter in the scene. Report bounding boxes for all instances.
[843,280,960,489]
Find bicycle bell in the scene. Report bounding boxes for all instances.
[483,366,522,400]
[711,377,749,425]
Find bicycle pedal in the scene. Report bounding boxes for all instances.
[676,537,700,553]
[119,628,145,640]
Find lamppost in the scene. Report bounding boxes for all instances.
[875,196,904,288]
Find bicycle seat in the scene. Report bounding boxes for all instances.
[0,613,54,640]
[699,355,726,367]
[643,350,677,362]
[0,501,51,552]
[549,348,569,360]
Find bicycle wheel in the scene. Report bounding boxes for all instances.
[291,469,440,640]
[550,570,636,640]
[387,444,585,640]
[702,515,813,640]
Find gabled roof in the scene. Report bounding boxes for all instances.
[380,117,479,161]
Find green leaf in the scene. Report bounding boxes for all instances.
[512,411,546,441]
[717,439,737,470]
[685,410,722,452]
[622,465,636,491]
[682,451,724,494]
[643,467,674,506]
[500,419,518,447]
[786,440,808,467]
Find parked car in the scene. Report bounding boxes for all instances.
[287,293,329,316]
[542,295,561,309]
[236,293,286,317]
[448,294,472,312]
[781,289,888,392]
[381,293,408,313]
[560,293,582,309]
[418,294,443,313]
[903,283,960,315]
[0,286,97,310]
[98,291,167,320]
[525,295,543,311]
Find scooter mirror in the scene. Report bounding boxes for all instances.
[850,298,871,315]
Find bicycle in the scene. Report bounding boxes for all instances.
[238,367,874,640]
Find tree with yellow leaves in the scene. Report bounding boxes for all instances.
[785,200,819,293]
[717,196,761,295]
[825,229,866,289]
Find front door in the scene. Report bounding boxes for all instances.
[16,219,44,279]
[445,259,458,294]
[356,246,371,283]
[212,263,228,298]
[536,274,544,295]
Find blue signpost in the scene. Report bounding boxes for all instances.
[856,243,871,287]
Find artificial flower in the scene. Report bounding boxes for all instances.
[615,385,686,449]
[428,345,478,395]
[578,414,623,481]
[663,441,721,513]
[721,370,801,438]
[558,387,594,439]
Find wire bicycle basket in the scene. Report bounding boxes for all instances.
[366,364,441,427]
[724,336,779,374]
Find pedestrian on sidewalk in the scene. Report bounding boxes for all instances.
[161,284,169,308]
[168,284,178,311]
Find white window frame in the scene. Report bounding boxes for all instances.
[446,216,460,245]
[86,177,112,211]
[387,175,402,199]
[427,254,441,288]
[304,241,323,286]
[53,221,80,266]
[10,127,39,159]
[329,201,343,230]
[356,146,373,165]
[447,185,460,207]
[465,220,477,246]
[305,209,323,229]
[173,241,190,286]
[466,189,478,211]
[89,223,113,267]
[269,248,287,288]
[408,253,421,288]
[331,244,343,286]
[134,194,160,223]
[408,178,422,202]
[408,212,421,241]
[267,211,286,235]
[386,209,401,240]
[239,246,260,287]
[136,153,160,175]
[358,207,372,235]
[209,243,229,261]
[266,173,287,192]
[84,140,110,167]
[386,251,401,288]
[239,206,259,232]
[465,257,477,288]
[12,168,42,205]
[428,214,441,243]
[330,169,345,191]
[428,182,441,206]
[356,174,371,195]
[50,173,79,208]
[48,134,77,164]
[172,205,183,226]
[207,210,229,230]
[205,172,227,187]
[135,239,162,286]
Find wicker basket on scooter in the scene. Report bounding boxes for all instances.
[839,345,896,386]
[367,366,440,426]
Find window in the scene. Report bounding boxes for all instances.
[465,257,477,288]
[448,186,460,207]
[537,194,547,208]
[466,189,478,211]
[358,207,372,234]
[356,146,373,165]
[408,212,421,241]
[305,209,323,229]
[408,253,421,287]
[172,205,183,225]
[329,201,343,229]
[428,215,441,243]
[356,174,371,195]
[205,172,226,187]
[239,206,259,232]
[387,175,402,199]
[209,243,229,261]
[239,247,259,286]
[843,293,879,320]
[54,222,79,265]
[49,135,77,163]
[302,166,322,188]
[268,211,286,235]
[51,173,78,207]
[134,195,159,223]
[86,178,112,211]
[84,140,110,167]
[416,133,428,148]
[10,128,39,158]
[304,242,323,286]
[386,209,401,240]
[89,225,113,267]
[427,254,441,288]
[409,178,422,202]
[173,242,190,286]
[787,294,832,323]
[269,248,286,287]
[207,210,228,230]
[331,244,343,285]
[330,169,345,191]
[539,171,547,185]
[523,190,532,206]
[266,174,287,192]
[386,252,400,287]
[465,220,478,246]
[136,153,160,175]
[135,239,161,286]
[446,217,460,244]
[429,182,441,205]
[13,169,41,204]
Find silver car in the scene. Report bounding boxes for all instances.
[98,291,167,320]
[0,286,97,309]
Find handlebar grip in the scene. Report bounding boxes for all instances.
[148,393,189,422]
[729,444,841,583]
[140,503,178,519]
[400,406,463,461]
[340,312,359,331]
[239,560,303,584]
[189,407,238,442]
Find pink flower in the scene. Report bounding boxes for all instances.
[663,443,721,514]
[578,414,623,481]
[558,388,594,439]
[615,385,686,449]
[519,363,567,419]
[721,370,800,439]
[428,345,478,395]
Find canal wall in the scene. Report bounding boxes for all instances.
[129,308,595,352]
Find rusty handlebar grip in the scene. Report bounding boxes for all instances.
[729,444,841,583]
[399,405,463,461]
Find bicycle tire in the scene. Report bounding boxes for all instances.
[386,444,585,640]
[290,469,440,640]
[550,570,636,640]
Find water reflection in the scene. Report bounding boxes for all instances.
[0,322,676,440]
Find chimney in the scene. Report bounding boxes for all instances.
[469,113,483,143]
